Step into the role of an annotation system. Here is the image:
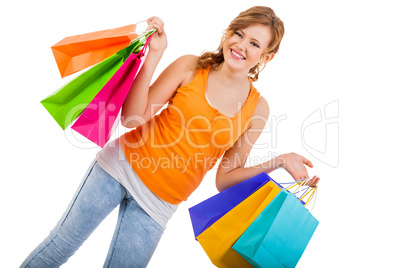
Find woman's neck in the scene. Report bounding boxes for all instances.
[212,62,250,88]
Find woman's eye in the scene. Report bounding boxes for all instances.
[251,42,260,48]
[235,32,243,38]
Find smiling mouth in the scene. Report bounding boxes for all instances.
[230,49,246,60]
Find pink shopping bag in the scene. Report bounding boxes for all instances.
[71,35,153,147]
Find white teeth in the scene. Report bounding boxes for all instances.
[231,49,245,59]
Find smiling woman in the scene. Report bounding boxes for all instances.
[223,24,274,74]
[20,5,320,268]
[197,5,285,81]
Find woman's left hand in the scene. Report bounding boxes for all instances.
[277,153,320,187]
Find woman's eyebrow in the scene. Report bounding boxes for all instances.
[251,38,261,45]
[239,29,261,45]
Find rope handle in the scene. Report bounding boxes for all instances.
[137,31,155,57]
[130,29,156,54]
[127,19,157,41]
[285,179,317,209]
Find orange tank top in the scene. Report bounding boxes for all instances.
[120,67,260,204]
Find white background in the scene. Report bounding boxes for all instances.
[1,0,401,267]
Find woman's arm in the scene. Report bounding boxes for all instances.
[121,54,197,128]
[121,17,198,128]
[121,17,166,128]
[216,97,320,192]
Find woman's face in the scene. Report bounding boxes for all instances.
[223,23,272,73]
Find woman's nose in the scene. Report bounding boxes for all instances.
[236,39,247,51]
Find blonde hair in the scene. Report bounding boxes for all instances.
[197,6,285,81]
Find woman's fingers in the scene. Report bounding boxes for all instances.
[146,16,164,33]
[281,153,319,186]
[302,156,314,168]
[306,176,320,187]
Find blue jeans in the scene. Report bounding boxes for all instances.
[20,161,164,268]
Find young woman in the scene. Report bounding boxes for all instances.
[21,6,320,268]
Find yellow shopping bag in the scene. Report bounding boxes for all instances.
[196,181,281,268]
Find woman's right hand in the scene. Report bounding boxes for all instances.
[277,153,320,187]
[145,16,167,54]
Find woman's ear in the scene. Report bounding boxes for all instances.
[259,52,275,66]
[264,52,275,63]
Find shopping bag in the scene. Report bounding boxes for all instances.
[196,181,281,268]
[41,41,139,130]
[52,24,138,78]
[189,172,272,239]
[71,34,154,147]
[232,189,319,268]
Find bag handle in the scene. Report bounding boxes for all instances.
[129,26,157,44]
[285,179,317,208]
[138,31,154,57]
[127,20,150,35]
[130,28,156,54]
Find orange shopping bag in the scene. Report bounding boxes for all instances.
[51,24,138,77]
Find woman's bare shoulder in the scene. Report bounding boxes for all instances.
[176,54,199,68]
[254,95,270,120]
[174,55,200,86]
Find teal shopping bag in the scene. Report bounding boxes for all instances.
[232,189,319,268]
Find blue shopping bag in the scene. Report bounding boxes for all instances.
[189,172,272,239]
[232,189,319,268]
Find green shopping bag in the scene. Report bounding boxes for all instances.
[41,36,145,130]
